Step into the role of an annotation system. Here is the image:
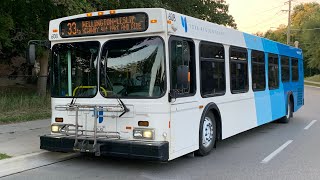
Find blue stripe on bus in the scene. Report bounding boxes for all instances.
[99,109,103,123]
[243,33,264,51]
[243,34,286,125]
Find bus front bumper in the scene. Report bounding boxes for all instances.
[40,135,169,161]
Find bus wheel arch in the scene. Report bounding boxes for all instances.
[279,92,294,123]
[196,103,222,156]
[289,93,294,113]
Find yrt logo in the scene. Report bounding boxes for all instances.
[181,16,188,32]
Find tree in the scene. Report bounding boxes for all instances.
[0,0,236,96]
[264,24,287,44]
[90,0,236,28]
[301,11,320,69]
[262,2,320,73]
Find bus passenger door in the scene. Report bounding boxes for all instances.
[169,37,199,155]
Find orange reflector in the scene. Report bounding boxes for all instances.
[150,19,158,23]
[138,121,149,127]
[169,121,171,128]
[126,126,132,130]
[167,20,172,24]
[199,105,204,109]
[87,13,92,17]
[188,71,191,82]
[55,117,63,123]
[53,29,58,33]
[98,12,104,16]
[110,10,116,14]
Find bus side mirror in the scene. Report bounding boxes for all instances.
[28,44,36,65]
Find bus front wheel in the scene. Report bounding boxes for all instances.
[196,112,216,156]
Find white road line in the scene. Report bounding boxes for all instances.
[261,140,293,164]
[304,120,317,130]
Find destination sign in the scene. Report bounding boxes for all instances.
[60,13,148,38]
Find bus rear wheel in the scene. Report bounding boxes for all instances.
[196,112,216,156]
[279,98,293,123]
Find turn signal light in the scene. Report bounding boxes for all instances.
[138,121,149,127]
[55,117,63,122]
[53,29,58,33]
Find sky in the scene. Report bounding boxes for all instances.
[225,0,320,34]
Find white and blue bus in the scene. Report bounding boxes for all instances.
[39,8,304,161]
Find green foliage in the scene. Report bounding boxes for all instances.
[291,3,320,29]
[264,24,287,44]
[0,15,14,49]
[0,153,11,160]
[301,11,320,69]
[305,74,320,82]
[262,2,320,72]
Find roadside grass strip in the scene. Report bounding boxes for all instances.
[0,87,51,124]
[304,82,320,88]
[0,153,11,160]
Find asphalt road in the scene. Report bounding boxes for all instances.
[1,86,320,180]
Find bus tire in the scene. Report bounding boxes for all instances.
[279,98,293,123]
[195,112,216,156]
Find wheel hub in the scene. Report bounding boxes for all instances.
[202,117,214,148]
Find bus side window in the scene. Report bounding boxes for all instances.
[252,50,266,91]
[200,41,226,97]
[268,53,279,90]
[230,46,248,93]
[291,58,299,81]
[170,38,196,96]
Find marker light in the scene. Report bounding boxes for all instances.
[150,19,158,23]
[87,13,93,17]
[98,12,104,16]
[53,29,58,33]
[167,20,172,24]
[110,10,116,14]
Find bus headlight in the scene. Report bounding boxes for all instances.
[51,124,65,133]
[133,128,155,140]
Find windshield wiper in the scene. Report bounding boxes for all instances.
[69,83,82,107]
[103,50,129,117]
[116,97,130,117]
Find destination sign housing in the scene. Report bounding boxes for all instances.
[60,13,148,38]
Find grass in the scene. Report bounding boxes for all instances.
[0,87,51,124]
[305,74,320,82]
[0,153,11,160]
[305,81,320,88]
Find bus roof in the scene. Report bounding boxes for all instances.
[49,8,302,59]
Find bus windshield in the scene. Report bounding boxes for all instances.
[100,37,166,98]
[51,41,100,97]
